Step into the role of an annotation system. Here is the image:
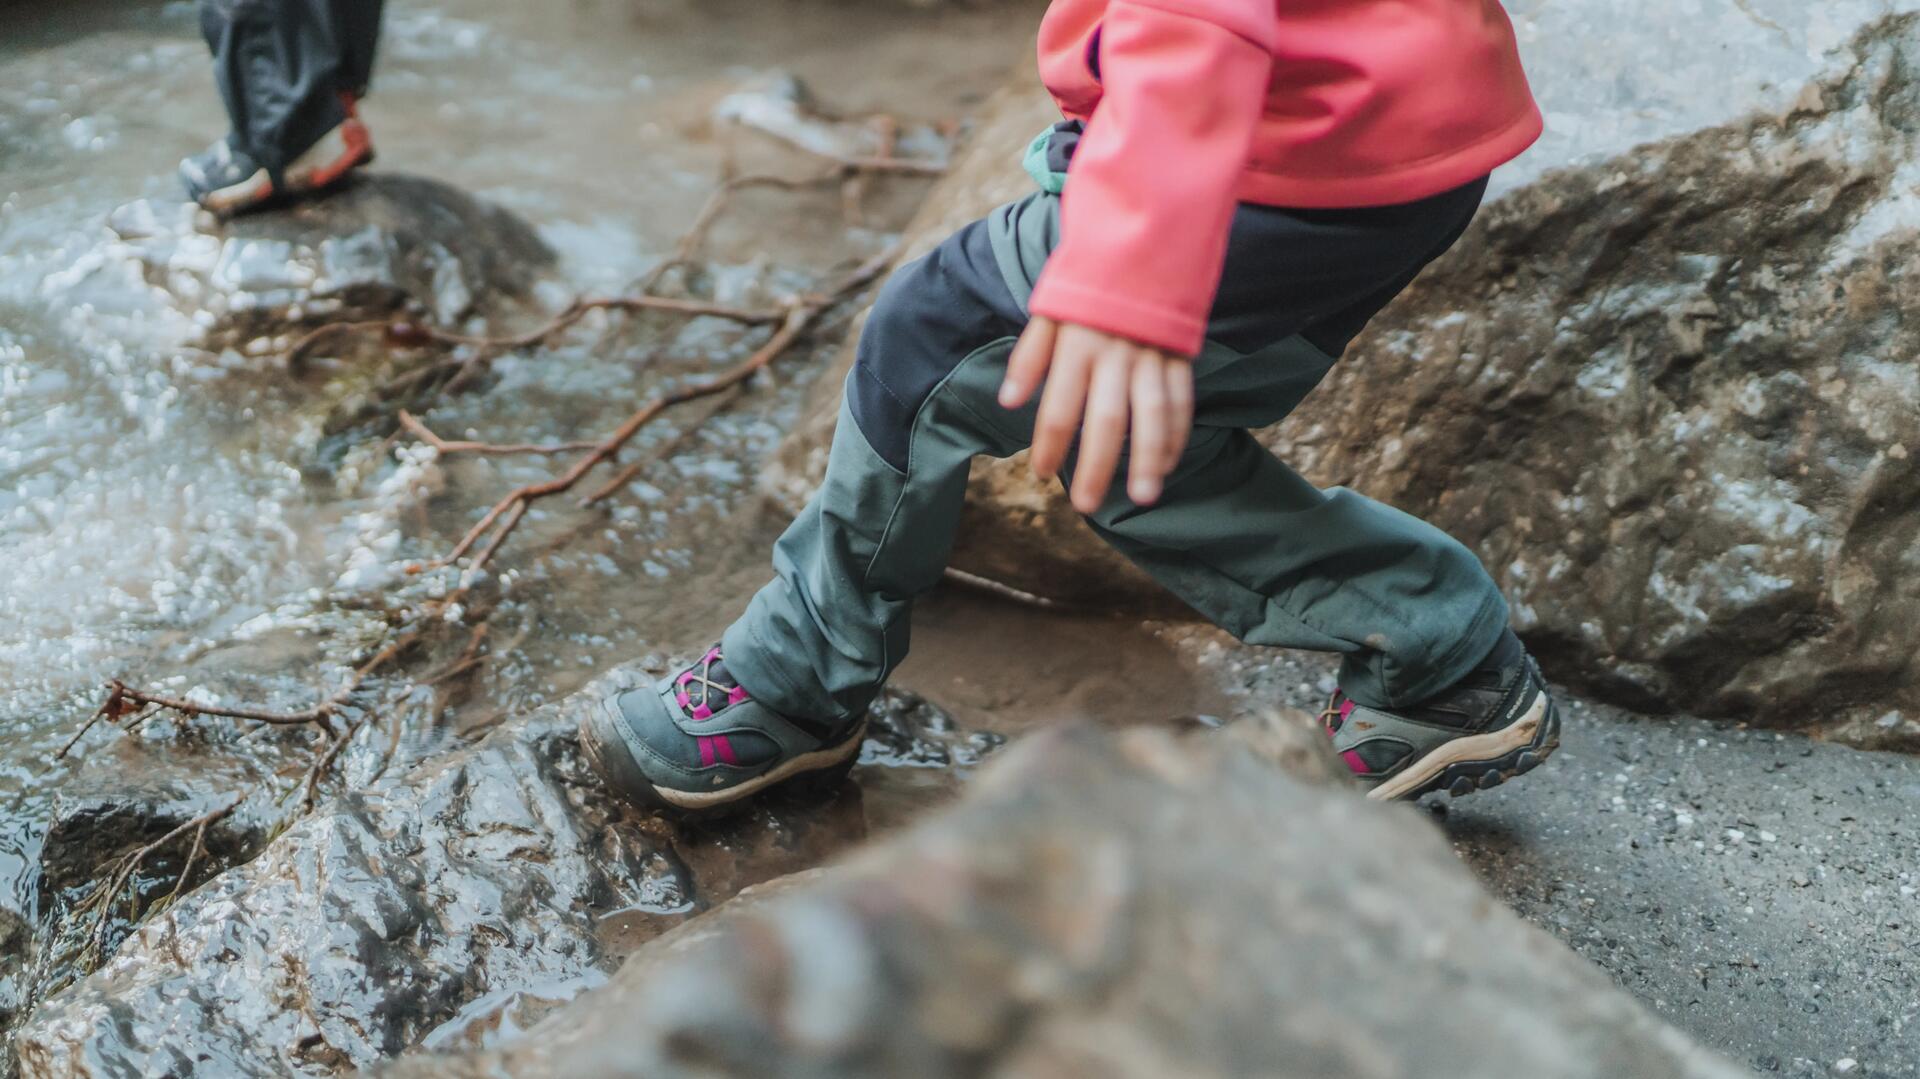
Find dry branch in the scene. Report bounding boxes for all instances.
[396,411,600,457]
[426,245,899,578]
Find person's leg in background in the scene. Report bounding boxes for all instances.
[182,0,383,215]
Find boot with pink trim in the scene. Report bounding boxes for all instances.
[573,646,866,813]
[1320,628,1561,801]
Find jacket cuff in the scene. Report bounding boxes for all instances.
[1028,276,1207,358]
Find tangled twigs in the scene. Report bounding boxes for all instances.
[66,612,434,757]
[425,294,784,353]
[425,244,900,579]
[639,171,852,293]
[57,679,345,762]
[292,169,881,384]
[72,792,247,965]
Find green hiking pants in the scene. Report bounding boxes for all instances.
[724,174,1509,723]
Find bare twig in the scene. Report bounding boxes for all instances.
[578,385,743,507]
[74,792,247,964]
[940,568,1079,612]
[396,411,600,457]
[736,113,947,178]
[81,679,347,729]
[302,719,365,813]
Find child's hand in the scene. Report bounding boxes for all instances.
[998,316,1194,513]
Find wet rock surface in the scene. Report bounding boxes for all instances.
[13,686,999,1077]
[61,173,554,356]
[771,5,1920,741]
[382,716,1743,1079]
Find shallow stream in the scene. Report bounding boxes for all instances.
[0,0,1084,1046]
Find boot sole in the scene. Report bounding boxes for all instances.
[577,698,865,818]
[1367,692,1560,802]
[200,120,375,219]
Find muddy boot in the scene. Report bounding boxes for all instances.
[1321,628,1560,801]
[574,647,866,815]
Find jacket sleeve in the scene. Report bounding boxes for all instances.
[1026,0,1276,357]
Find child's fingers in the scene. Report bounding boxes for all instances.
[999,317,1058,408]
[1128,352,1168,505]
[1030,336,1092,479]
[1070,348,1131,514]
[1164,359,1193,474]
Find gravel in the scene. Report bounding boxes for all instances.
[1200,643,1920,1078]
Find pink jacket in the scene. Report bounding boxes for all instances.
[1025,0,1541,356]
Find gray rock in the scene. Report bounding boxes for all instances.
[767,6,1920,744]
[13,686,994,1077]
[1268,9,1920,746]
[72,173,554,355]
[380,715,1744,1079]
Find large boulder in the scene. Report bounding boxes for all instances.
[769,4,1920,745]
[12,686,995,1078]
[1271,7,1920,746]
[381,716,1743,1079]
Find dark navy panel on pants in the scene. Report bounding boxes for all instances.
[847,219,1025,472]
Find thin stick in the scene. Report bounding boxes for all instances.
[302,719,364,813]
[77,792,247,959]
[578,386,743,507]
[941,568,1077,612]
[86,680,344,727]
[396,411,600,457]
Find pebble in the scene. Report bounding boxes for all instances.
[1832,1058,1859,1074]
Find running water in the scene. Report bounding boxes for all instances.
[0,0,1030,1025]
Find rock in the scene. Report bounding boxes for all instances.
[381,714,1743,1079]
[13,684,995,1077]
[29,739,284,998]
[768,7,1920,743]
[714,73,950,169]
[0,907,29,1060]
[51,173,554,357]
[1267,8,1920,745]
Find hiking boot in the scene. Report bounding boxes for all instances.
[180,95,374,217]
[1321,628,1559,800]
[574,646,866,814]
